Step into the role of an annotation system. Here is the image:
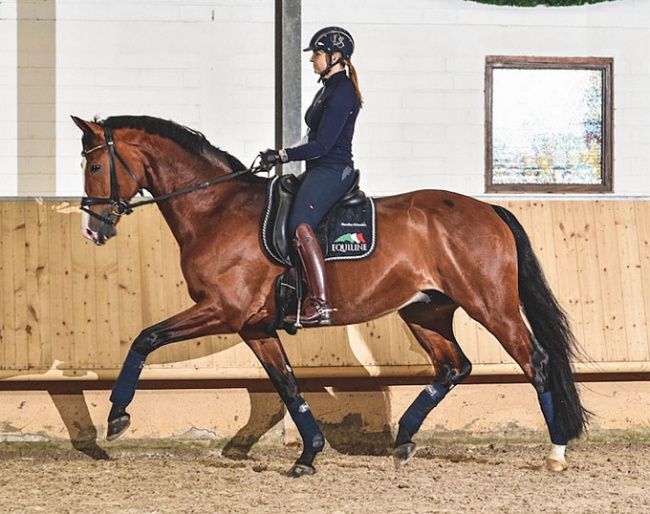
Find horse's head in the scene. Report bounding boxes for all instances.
[72,116,147,245]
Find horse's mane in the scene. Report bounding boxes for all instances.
[96,115,266,183]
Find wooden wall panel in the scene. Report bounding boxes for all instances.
[1,198,649,381]
[635,203,650,357]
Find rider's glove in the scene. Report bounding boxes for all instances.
[259,149,282,170]
[259,149,288,170]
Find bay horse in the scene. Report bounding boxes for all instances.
[72,115,588,477]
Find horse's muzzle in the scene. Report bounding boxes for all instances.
[82,209,117,245]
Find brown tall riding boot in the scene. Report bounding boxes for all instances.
[284,223,334,326]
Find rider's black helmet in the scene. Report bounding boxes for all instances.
[303,27,355,60]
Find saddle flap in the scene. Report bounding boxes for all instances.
[270,175,301,264]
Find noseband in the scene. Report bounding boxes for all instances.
[80,125,265,227]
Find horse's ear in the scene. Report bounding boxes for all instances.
[71,115,100,136]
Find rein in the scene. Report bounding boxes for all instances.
[80,125,266,226]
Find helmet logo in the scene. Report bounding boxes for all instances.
[330,34,346,49]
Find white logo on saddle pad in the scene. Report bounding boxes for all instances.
[331,232,368,254]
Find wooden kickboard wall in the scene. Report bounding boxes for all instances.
[1,198,649,381]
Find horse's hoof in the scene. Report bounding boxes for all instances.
[393,442,417,469]
[106,413,131,441]
[286,463,316,478]
[545,457,568,472]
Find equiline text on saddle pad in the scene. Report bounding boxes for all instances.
[261,174,376,266]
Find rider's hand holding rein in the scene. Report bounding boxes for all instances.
[259,148,288,171]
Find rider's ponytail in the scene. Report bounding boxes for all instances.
[345,59,363,108]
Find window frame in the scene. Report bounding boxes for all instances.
[485,56,613,193]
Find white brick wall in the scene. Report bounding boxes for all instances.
[0,0,648,197]
[52,0,276,195]
[304,0,650,196]
[0,2,18,196]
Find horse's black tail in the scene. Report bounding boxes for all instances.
[491,205,589,441]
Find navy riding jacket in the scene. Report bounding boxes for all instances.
[284,71,360,171]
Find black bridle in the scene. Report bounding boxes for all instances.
[80,125,266,226]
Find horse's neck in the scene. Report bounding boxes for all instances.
[148,157,264,247]
[148,150,226,198]
[148,155,232,236]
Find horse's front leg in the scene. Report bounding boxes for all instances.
[240,326,325,477]
[107,302,226,441]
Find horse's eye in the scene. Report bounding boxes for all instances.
[90,164,102,175]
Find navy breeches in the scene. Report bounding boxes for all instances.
[288,164,355,237]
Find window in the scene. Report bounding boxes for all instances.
[485,56,613,193]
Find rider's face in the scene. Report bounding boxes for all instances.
[310,50,343,78]
[310,50,329,75]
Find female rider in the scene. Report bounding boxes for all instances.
[260,26,363,327]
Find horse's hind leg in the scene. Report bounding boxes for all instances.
[394,294,471,468]
[465,204,587,471]
[463,294,572,471]
[498,324,572,471]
